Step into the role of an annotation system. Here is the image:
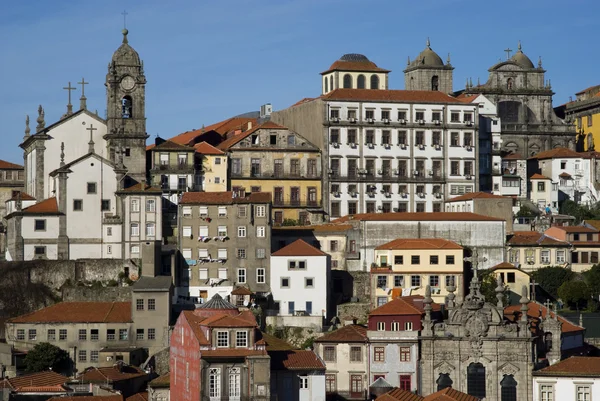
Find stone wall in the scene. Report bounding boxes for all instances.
[265,324,325,349]
[62,285,132,302]
[337,302,370,325]
[350,271,370,301]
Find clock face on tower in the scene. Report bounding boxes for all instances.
[120,76,136,91]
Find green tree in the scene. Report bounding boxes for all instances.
[24,342,70,373]
[478,269,508,304]
[559,200,600,224]
[558,281,591,310]
[584,264,600,299]
[516,205,536,218]
[531,266,575,299]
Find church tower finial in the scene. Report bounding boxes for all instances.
[60,142,65,167]
[426,37,431,49]
[24,115,30,139]
[36,105,45,132]
[518,40,522,52]
[446,52,451,65]
[78,77,89,110]
[122,28,129,44]
[538,56,543,68]
[87,124,97,154]
[519,285,529,322]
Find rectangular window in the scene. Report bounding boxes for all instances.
[47,329,56,341]
[90,329,99,341]
[350,346,362,362]
[148,298,156,310]
[556,250,566,263]
[451,161,460,175]
[217,249,227,260]
[59,329,68,341]
[394,275,404,287]
[28,329,36,341]
[326,374,336,393]
[430,255,439,264]
[411,255,420,264]
[145,223,155,237]
[136,328,144,340]
[288,301,295,315]
[445,275,456,287]
[377,275,387,288]
[16,329,25,341]
[451,112,460,122]
[257,268,265,283]
[394,255,404,265]
[101,199,111,211]
[237,248,246,259]
[217,331,229,347]
[199,206,208,216]
[148,328,156,340]
[374,347,385,362]
[415,111,424,121]
[78,350,87,362]
[323,346,336,362]
[136,299,144,310]
[131,199,140,212]
[411,275,421,287]
[119,328,128,340]
[541,250,551,264]
[90,350,99,362]
[34,219,46,231]
[236,331,248,347]
[73,199,83,211]
[256,226,266,237]
[238,268,246,283]
[87,182,97,194]
[576,385,590,401]
[281,277,290,288]
[34,246,46,256]
[366,130,374,145]
[430,275,440,287]
[446,255,455,264]
[305,277,314,288]
[400,375,411,391]
[237,206,247,218]
[146,199,156,212]
[106,329,116,341]
[78,329,87,341]
[255,205,266,217]
[131,223,139,237]
[209,368,221,398]
[400,347,411,361]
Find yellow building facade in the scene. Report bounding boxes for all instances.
[489,262,531,303]
[194,142,227,192]
[219,121,323,225]
[565,84,600,151]
[371,238,465,306]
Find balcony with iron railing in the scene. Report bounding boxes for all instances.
[231,170,320,180]
[151,161,195,173]
[272,198,322,208]
[329,169,444,183]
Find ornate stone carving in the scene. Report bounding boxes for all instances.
[499,362,520,376]
[434,361,455,373]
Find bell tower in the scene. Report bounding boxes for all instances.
[105,29,148,183]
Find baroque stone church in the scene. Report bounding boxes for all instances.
[419,272,570,401]
[405,40,576,157]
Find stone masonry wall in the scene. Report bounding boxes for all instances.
[62,286,132,302]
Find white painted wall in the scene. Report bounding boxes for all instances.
[533,376,600,401]
[122,193,162,259]
[24,244,58,260]
[300,374,325,401]
[22,216,59,239]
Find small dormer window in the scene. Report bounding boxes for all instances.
[370,74,379,89]
[216,331,229,347]
[270,135,277,145]
[236,331,248,347]
[121,96,132,118]
[343,74,352,89]
[357,75,366,89]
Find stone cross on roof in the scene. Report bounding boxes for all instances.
[63,81,76,116]
[504,48,513,60]
[78,77,89,110]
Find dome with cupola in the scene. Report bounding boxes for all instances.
[408,38,445,68]
[510,41,535,69]
[111,29,141,67]
[321,53,390,75]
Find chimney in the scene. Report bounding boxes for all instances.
[141,180,146,191]
[247,121,252,130]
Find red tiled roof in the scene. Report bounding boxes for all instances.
[270,349,325,371]
[200,312,257,328]
[321,60,390,75]
[231,286,253,296]
[0,160,24,170]
[272,239,327,257]
[8,191,35,201]
[530,147,581,160]
[14,384,66,393]
[200,349,266,358]
[217,121,288,150]
[332,212,503,223]
[290,97,317,107]
[489,262,518,270]
[376,388,423,401]
[180,191,271,204]
[552,225,598,233]
[8,302,132,324]
[584,220,600,231]
[315,324,368,343]
[504,302,583,334]
[576,85,600,95]
[369,296,441,316]
[534,356,600,377]
[559,172,572,178]
[273,223,353,232]
[126,392,148,401]
[152,140,192,151]
[507,232,568,246]
[322,89,464,104]
[194,141,225,155]
[503,153,523,160]
[21,198,60,214]
[375,238,462,250]
[530,173,550,180]
[148,373,170,388]
[424,387,480,401]
[169,117,257,146]
[445,191,507,202]
[0,371,67,390]
[181,311,209,345]
[117,183,162,193]
[48,396,123,401]
[78,365,147,383]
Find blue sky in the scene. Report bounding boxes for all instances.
[1,0,597,163]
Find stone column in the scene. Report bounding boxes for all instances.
[57,170,69,260]
[35,142,45,200]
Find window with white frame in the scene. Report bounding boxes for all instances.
[131,199,140,212]
[576,385,590,401]
[217,331,229,347]
[556,250,565,263]
[236,331,248,347]
[299,377,309,389]
[256,248,266,259]
[405,322,413,331]
[198,249,208,259]
[182,206,192,217]
[199,206,208,216]
[182,226,192,237]
[541,250,550,264]
[217,249,227,259]
[391,322,400,331]
[238,226,246,237]
[256,205,266,217]
[218,268,227,279]
[218,206,227,217]
[229,368,241,398]
[238,268,246,283]
[256,226,265,237]
[182,248,192,259]
[199,226,209,237]
[209,368,221,398]
[539,384,553,401]
[257,268,265,283]
[199,268,208,280]
[217,226,227,236]
[237,248,246,259]
[131,245,140,254]
[130,223,139,236]
[145,223,155,237]
[146,199,156,212]
[377,321,385,331]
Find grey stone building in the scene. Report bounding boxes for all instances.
[464,42,576,156]
[404,39,454,94]
[177,191,272,302]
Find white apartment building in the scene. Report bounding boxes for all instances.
[533,357,600,401]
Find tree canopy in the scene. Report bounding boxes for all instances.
[24,342,70,373]
[531,266,575,299]
[584,264,600,299]
[558,280,591,310]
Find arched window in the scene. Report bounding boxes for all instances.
[122,96,133,118]
[325,77,329,93]
[507,78,514,90]
[432,75,439,91]
[343,74,352,89]
[357,75,366,89]
[467,363,486,399]
[545,332,553,351]
[436,373,453,391]
[500,375,517,401]
[329,76,333,91]
[370,75,379,89]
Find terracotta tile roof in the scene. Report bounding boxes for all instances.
[504,301,583,334]
[146,144,155,151]
[424,387,480,401]
[576,85,600,95]
[272,239,327,257]
[530,147,581,160]
[369,296,441,316]
[148,373,170,388]
[0,159,24,169]
[584,220,600,231]
[445,191,508,202]
[200,312,257,328]
[270,349,325,371]
[290,97,317,107]
[180,191,271,204]
[231,286,253,296]
[200,349,266,358]
[530,173,550,180]
[77,365,147,383]
[14,384,67,392]
[332,212,503,223]
[559,172,572,178]
[322,88,464,104]
[0,371,67,390]
[315,324,368,343]
[8,191,35,201]
[553,225,598,233]
[376,388,423,401]
[375,238,462,250]
[489,262,521,271]
[503,153,523,160]
[321,59,390,75]
[8,302,132,324]
[48,396,123,401]
[117,183,162,193]
[273,223,353,232]
[507,232,568,246]
[181,311,209,345]
[21,198,60,214]
[194,141,225,155]
[534,356,600,377]
[126,392,148,401]
[260,332,297,351]
[217,121,288,150]
[169,117,257,146]
[152,140,193,151]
